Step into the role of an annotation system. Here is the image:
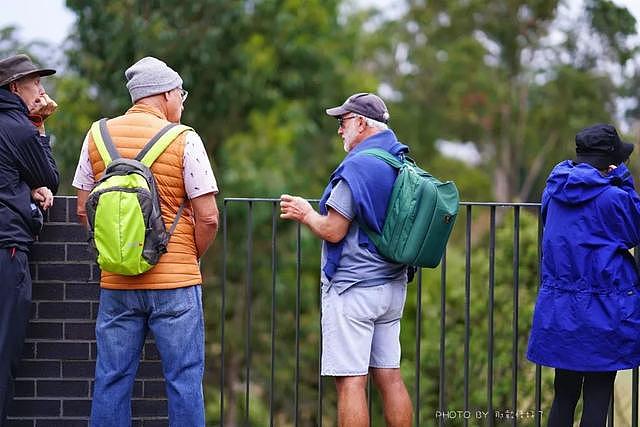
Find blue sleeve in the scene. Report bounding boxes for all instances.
[16,130,59,194]
[541,188,551,225]
[599,188,640,248]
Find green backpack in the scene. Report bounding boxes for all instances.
[85,119,192,276]
[358,148,460,268]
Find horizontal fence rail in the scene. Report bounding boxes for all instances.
[211,198,639,426]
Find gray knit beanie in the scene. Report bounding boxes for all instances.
[125,57,183,103]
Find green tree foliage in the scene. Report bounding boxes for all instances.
[64,0,368,189]
[47,76,101,193]
[586,0,638,64]
[366,0,639,202]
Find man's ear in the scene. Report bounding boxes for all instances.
[8,81,18,93]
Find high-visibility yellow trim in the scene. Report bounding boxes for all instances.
[90,121,113,166]
[140,125,193,167]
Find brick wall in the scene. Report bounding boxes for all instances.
[7,196,169,427]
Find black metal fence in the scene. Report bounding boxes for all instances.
[206,199,640,426]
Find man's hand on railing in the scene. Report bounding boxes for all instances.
[280,194,350,243]
[279,194,313,223]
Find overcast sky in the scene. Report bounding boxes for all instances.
[1,0,640,47]
[1,0,74,47]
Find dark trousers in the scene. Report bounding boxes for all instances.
[547,368,617,427]
[0,249,32,426]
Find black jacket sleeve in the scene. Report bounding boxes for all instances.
[16,130,60,195]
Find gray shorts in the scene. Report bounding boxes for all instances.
[320,282,407,376]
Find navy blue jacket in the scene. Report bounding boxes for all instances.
[527,161,640,371]
[0,88,59,251]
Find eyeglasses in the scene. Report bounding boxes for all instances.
[180,89,189,102]
[337,115,357,129]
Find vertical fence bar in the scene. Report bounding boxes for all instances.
[317,196,324,426]
[220,200,228,425]
[634,247,640,427]
[415,268,423,427]
[512,206,520,427]
[464,205,472,427]
[633,367,638,427]
[295,223,301,426]
[270,202,278,427]
[245,201,253,424]
[438,252,447,427]
[368,378,372,426]
[535,365,542,427]
[318,199,324,427]
[608,389,614,426]
[318,327,323,427]
[318,293,323,427]
[535,206,543,427]
[488,206,496,427]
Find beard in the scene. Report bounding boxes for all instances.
[342,128,357,152]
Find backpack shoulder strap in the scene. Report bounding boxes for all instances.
[89,118,121,166]
[135,124,193,239]
[353,149,402,249]
[135,124,194,167]
[357,217,383,247]
[167,200,187,237]
[358,148,404,169]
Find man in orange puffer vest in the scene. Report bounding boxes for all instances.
[72,57,219,427]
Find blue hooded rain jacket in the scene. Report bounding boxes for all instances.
[527,161,640,371]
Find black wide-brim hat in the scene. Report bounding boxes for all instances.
[575,124,634,169]
[0,54,56,87]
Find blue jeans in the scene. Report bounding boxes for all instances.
[91,285,204,427]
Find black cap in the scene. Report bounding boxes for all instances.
[0,54,56,87]
[326,92,390,124]
[575,124,634,169]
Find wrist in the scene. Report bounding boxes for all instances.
[28,113,44,128]
[301,207,314,225]
[28,114,46,135]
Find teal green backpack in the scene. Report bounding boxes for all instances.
[358,148,459,268]
[85,119,192,276]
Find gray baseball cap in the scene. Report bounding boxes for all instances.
[326,92,390,124]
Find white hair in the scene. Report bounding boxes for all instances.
[356,114,388,130]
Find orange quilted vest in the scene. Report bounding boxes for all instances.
[88,104,201,289]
